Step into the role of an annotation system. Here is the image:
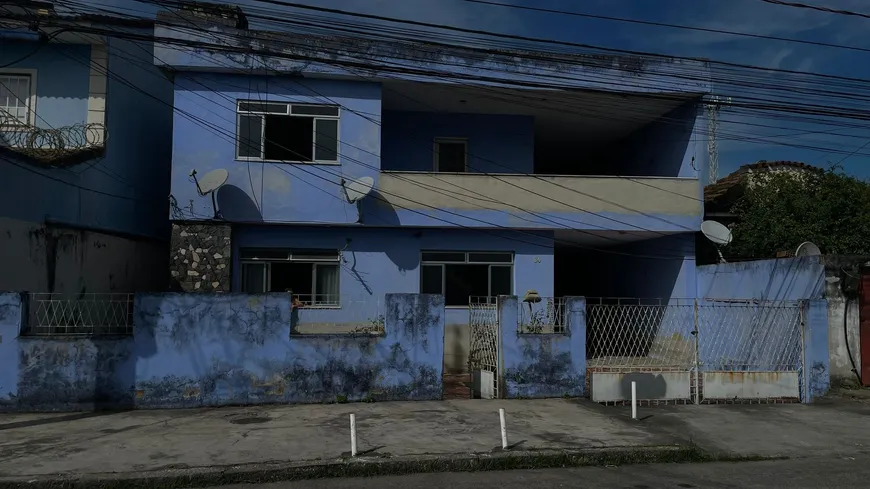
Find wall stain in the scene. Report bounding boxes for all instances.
[504,340,585,399]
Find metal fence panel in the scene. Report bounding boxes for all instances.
[469,298,499,399]
[518,296,566,334]
[27,293,134,336]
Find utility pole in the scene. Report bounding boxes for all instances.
[706,95,731,183]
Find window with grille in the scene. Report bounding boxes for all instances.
[0,74,33,126]
[236,101,339,163]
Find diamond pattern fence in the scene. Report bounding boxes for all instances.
[26,293,134,336]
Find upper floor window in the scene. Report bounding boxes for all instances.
[236,101,339,163]
[240,248,340,306]
[433,137,467,172]
[0,72,34,126]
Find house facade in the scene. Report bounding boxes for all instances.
[0,2,174,298]
[156,5,708,372]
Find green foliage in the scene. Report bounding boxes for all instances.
[728,169,870,259]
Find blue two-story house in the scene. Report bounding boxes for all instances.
[0,2,173,303]
[156,4,708,373]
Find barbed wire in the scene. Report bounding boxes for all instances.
[1,114,107,160]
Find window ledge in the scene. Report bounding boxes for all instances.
[234,158,341,166]
[290,332,386,339]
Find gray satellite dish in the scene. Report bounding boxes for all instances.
[795,241,821,257]
[190,168,229,219]
[341,176,375,224]
[701,220,732,263]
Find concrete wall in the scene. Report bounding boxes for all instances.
[134,293,444,407]
[617,102,704,179]
[380,111,534,173]
[171,74,381,225]
[498,296,586,398]
[155,23,712,95]
[233,225,554,374]
[0,217,167,293]
[0,292,445,411]
[559,234,697,299]
[0,292,136,411]
[0,38,173,294]
[0,39,173,240]
[697,256,825,301]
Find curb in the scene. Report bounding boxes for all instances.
[0,445,775,489]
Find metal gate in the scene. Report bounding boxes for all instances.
[587,298,806,404]
[697,300,804,403]
[469,298,501,399]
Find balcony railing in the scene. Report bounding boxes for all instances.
[378,171,701,222]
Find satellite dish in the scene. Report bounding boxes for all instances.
[342,176,374,204]
[701,220,732,263]
[795,241,821,257]
[341,177,375,224]
[190,168,229,219]
[194,169,229,195]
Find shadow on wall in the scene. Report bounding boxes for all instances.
[217,184,263,222]
[697,256,825,301]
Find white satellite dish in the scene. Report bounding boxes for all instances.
[193,168,229,195]
[795,241,821,257]
[190,168,229,219]
[342,176,374,204]
[341,176,375,224]
[701,220,732,263]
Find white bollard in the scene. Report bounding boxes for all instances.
[350,413,358,457]
[631,381,638,420]
[499,408,508,449]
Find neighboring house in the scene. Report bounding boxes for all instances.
[699,161,823,264]
[157,3,709,372]
[0,2,174,297]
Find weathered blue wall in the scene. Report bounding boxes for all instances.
[618,101,704,179]
[560,234,696,300]
[233,225,555,324]
[171,73,381,225]
[134,293,444,407]
[381,111,534,173]
[0,292,23,407]
[498,295,586,399]
[0,38,174,239]
[0,41,90,129]
[697,256,825,301]
[0,292,136,411]
[804,298,830,402]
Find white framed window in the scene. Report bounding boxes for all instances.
[420,251,513,306]
[433,137,467,172]
[0,70,36,127]
[240,248,341,306]
[236,101,340,163]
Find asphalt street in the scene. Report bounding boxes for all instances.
[206,456,870,488]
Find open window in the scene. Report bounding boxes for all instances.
[433,137,467,172]
[240,248,340,306]
[420,251,512,306]
[236,101,339,163]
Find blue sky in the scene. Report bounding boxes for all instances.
[79,0,870,180]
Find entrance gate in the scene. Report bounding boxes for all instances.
[469,299,501,399]
[587,299,806,404]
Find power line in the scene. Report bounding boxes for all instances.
[463,0,870,54]
[759,0,870,20]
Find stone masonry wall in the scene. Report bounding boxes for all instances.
[169,222,231,292]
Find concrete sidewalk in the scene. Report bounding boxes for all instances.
[1,396,869,486]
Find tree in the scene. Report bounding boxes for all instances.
[727,169,870,259]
